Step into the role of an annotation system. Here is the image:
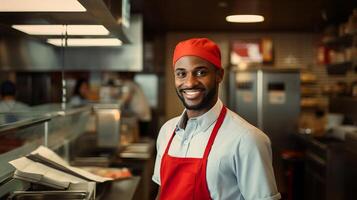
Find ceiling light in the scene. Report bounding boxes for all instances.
[218,1,228,8]
[47,38,123,47]
[0,0,86,12]
[226,0,266,23]
[226,15,264,23]
[12,25,109,35]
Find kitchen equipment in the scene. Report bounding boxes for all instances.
[325,113,344,130]
[8,191,88,200]
[120,116,139,145]
[7,182,95,200]
[328,125,357,140]
[93,104,121,149]
[228,68,300,150]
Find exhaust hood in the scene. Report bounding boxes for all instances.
[0,0,130,43]
[0,0,87,12]
[0,15,143,71]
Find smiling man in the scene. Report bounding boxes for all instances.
[152,38,281,200]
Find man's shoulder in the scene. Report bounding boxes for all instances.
[223,108,270,143]
[157,116,180,138]
[161,116,180,130]
[156,116,181,151]
[224,109,256,131]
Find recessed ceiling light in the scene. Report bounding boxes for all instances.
[226,15,264,23]
[12,25,109,35]
[218,1,228,8]
[47,38,123,47]
[0,0,86,12]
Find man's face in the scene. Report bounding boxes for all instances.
[174,56,223,111]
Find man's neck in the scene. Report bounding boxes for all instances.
[186,98,218,119]
[186,109,208,119]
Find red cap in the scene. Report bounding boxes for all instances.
[173,38,222,68]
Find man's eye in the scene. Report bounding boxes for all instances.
[176,71,186,78]
[195,70,207,76]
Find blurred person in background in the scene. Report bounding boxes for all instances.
[0,80,29,112]
[69,79,91,106]
[118,72,152,137]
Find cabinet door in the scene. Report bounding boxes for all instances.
[304,151,326,200]
[229,71,258,126]
[262,72,300,150]
[345,147,357,200]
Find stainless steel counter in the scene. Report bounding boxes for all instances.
[0,104,92,199]
[100,177,141,200]
[293,133,345,200]
[0,104,146,200]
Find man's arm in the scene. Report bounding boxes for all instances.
[155,187,161,200]
[236,130,281,200]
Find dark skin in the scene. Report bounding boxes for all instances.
[174,55,224,119]
[156,55,224,199]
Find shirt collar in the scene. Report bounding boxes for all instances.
[176,99,223,133]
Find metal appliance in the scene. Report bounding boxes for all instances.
[93,104,121,148]
[228,68,300,150]
[7,182,95,200]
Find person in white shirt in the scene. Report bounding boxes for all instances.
[0,80,29,112]
[69,79,91,106]
[0,80,30,124]
[118,72,152,137]
[152,38,280,200]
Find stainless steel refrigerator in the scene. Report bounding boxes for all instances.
[228,68,300,150]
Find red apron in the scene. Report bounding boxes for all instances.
[159,106,227,200]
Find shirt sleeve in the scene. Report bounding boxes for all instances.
[235,129,281,200]
[152,140,162,185]
[151,122,168,185]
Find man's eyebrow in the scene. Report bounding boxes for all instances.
[194,66,209,70]
[175,68,186,72]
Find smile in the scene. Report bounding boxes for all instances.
[182,89,204,99]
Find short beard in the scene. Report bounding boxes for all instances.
[176,84,218,111]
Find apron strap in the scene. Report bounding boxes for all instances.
[163,130,176,156]
[203,106,227,159]
[163,106,227,158]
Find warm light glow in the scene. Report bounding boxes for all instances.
[114,111,121,121]
[47,38,123,47]
[226,15,264,23]
[0,0,86,12]
[12,25,109,35]
[238,62,248,70]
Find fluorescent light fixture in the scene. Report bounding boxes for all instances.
[47,38,123,47]
[0,0,86,12]
[12,25,109,35]
[226,15,264,23]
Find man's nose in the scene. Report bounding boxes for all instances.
[184,73,199,87]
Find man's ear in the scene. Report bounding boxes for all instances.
[216,68,224,83]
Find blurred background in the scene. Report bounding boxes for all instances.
[0,0,356,200]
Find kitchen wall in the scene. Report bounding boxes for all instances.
[164,32,319,122]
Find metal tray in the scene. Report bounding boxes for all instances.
[8,191,88,200]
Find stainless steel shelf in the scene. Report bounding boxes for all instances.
[0,116,51,134]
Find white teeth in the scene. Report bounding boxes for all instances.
[185,90,199,95]
[183,90,201,99]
